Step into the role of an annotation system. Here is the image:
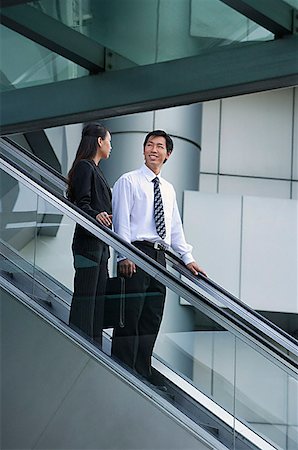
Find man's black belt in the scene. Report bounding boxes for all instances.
[132,240,166,251]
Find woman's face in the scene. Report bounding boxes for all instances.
[98,131,112,159]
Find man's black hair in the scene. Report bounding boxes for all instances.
[143,130,173,154]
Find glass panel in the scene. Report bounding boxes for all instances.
[1,160,297,450]
[0,25,88,92]
[29,0,273,66]
[0,169,37,295]
[235,339,298,450]
[0,167,74,322]
[34,197,74,291]
[154,296,298,449]
[0,0,277,92]
[1,138,66,194]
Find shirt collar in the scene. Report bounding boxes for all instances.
[141,164,163,183]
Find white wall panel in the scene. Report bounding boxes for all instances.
[220,90,293,179]
[183,192,297,312]
[292,181,298,199]
[293,87,298,180]
[241,197,298,312]
[200,100,220,173]
[199,174,218,193]
[218,176,291,199]
[183,191,241,297]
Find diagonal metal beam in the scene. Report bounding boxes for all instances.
[220,0,295,36]
[1,36,298,135]
[0,3,105,73]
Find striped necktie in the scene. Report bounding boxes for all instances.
[152,177,166,239]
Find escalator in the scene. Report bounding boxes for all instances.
[1,138,297,450]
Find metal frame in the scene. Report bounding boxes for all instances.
[220,0,296,36]
[0,3,106,73]
[1,35,298,135]
[1,0,298,134]
[0,137,66,190]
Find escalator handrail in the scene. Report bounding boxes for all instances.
[1,151,297,369]
[3,137,296,348]
[0,136,66,190]
[164,250,298,347]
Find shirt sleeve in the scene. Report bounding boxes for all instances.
[170,195,194,265]
[112,175,134,260]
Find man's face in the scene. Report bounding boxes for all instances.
[143,136,170,173]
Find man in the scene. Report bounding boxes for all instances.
[111,130,206,384]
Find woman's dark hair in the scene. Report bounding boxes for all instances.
[67,122,109,201]
[143,130,174,155]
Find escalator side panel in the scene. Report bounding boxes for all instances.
[0,288,218,450]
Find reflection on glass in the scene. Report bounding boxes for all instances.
[0,25,88,92]
[1,168,74,319]
[30,0,273,67]
[0,170,37,294]
[154,292,297,449]
[35,197,74,291]
[235,339,297,450]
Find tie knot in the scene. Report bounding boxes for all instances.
[152,176,159,185]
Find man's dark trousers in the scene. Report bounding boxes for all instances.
[112,242,166,379]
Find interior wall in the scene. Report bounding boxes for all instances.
[199,87,298,199]
[190,87,298,313]
[183,191,298,313]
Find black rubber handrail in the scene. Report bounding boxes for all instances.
[1,136,66,185]
[164,250,298,347]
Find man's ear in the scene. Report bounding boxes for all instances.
[97,137,102,146]
[163,151,171,163]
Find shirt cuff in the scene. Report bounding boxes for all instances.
[181,253,195,265]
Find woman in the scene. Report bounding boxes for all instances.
[67,122,112,346]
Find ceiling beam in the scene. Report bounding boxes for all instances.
[0,3,106,73]
[220,0,295,37]
[1,36,298,135]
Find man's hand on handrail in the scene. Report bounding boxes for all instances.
[186,261,207,277]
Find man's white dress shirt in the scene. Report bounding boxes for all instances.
[112,164,194,264]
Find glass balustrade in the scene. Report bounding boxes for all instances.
[1,162,297,450]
